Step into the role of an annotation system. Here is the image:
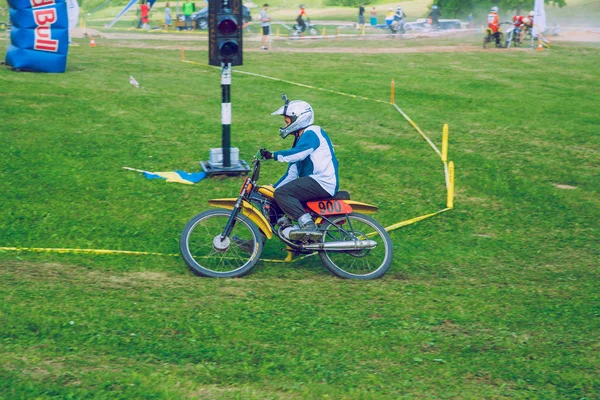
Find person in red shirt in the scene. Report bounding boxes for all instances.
[140,0,150,29]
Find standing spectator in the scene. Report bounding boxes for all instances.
[183,0,195,31]
[370,7,377,27]
[164,2,172,31]
[385,8,394,27]
[140,0,150,29]
[358,3,365,28]
[468,13,473,29]
[259,3,271,50]
[428,5,441,29]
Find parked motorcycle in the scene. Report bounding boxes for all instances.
[180,151,393,280]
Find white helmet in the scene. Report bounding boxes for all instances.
[529,11,534,17]
[491,6,498,13]
[396,6,402,11]
[432,5,438,9]
[271,95,314,139]
[522,17,531,24]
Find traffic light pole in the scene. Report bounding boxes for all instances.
[221,62,232,168]
[201,0,249,176]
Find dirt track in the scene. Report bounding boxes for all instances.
[69,27,599,54]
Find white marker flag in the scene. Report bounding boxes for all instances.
[533,0,547,36]
[130,76,140,88]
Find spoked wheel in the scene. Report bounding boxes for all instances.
[319,213,393,280]
[180,209,263,278]
[483,34,491,48]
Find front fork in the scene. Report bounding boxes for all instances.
[220,197,244,240]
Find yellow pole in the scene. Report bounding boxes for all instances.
[447,161,455,209]
[285,246,294,262]
[362,25,365,35]
[277,27,280,38]
[390,79,395,104]
[337,27,340,39]
[181,47,185,61]
[322,27,326,37]
[441,123,449,162]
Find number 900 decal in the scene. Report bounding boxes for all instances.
[307,200,353,215]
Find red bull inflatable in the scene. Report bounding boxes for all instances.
[6,0,69,72]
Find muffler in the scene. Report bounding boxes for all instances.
[302,239,377,251]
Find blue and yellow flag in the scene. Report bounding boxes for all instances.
[123,167,206,185]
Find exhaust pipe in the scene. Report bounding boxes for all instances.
[303,239,377,251]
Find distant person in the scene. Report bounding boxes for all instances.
[183,0,195,31]
[358,3,365,28]
[391,6,406,33]
[385,8,394,27]
[164,2,172,31]
[260,3,271,50]
[468,12,473,29]
[370,7,377,27]
[140,0,150,29]
[428,5,441,29]
[296,4,307,33]
[487,6,500,46]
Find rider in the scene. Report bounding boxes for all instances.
[487,6,501,46]
[391,6,406,33]
[512,14,524,42]
[296,5,308,34]
[521,11,534,41]
[428,5,441,29]
[260,96,339,241]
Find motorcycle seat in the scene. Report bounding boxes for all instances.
[258,186,350,201]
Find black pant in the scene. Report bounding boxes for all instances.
[274,177,331,220]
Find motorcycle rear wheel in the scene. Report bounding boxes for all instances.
[319,213,393,280]
[180,209,263,278]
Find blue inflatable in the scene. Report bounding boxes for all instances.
[6,0,69,73]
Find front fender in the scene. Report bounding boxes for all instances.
[207,198,273,239]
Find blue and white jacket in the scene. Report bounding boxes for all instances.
[273,125,339,196]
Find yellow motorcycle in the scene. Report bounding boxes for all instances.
[180,151,393,280]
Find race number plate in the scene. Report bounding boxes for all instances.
[306,199,353,216]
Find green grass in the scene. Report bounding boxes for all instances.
[1,35,599,398]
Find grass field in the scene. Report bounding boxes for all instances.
[1,33,599,398]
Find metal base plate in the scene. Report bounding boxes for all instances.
[200,160,250,176]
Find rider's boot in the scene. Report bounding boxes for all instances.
[288,213,321,241]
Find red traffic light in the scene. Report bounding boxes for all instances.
[218,18,238,35]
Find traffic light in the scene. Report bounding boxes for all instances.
[209,0,243,66]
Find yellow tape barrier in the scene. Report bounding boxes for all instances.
[0,58,455,264]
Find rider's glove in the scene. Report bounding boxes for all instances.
[260,148,273,160]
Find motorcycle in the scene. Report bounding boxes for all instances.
[483,23,508,48]
[504,24,522,48]
[389,15,406,34]
[290,18,318,36]
[180,150,393,280]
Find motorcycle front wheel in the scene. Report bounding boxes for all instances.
[180,209,263,278]
[319,213,393,280]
